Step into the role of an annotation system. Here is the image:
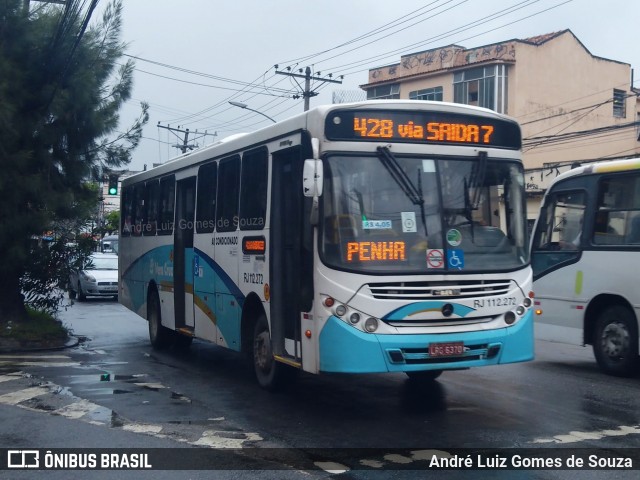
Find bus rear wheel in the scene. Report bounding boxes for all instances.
[148,291,173,350]
[593,305,639,377]
[252,315,292,391]
[406,370,443,381]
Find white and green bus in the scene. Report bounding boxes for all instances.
[531,158,640,376]
[119,100,534,390]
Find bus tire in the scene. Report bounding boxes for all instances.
[148,291,173,350]
[406,370,443,381]
[593,305,639,377]
[252,315,290,391]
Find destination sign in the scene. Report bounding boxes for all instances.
[325,109,521,149]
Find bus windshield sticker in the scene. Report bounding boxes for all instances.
[447,249,464,270]
[426,249,445,269]
[422,159,436,172]
[401,212,417,233]
[362,220,392,230]
[446,229,462,246]
[346,241,406,262]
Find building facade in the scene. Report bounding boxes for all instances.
[361,30,640,221]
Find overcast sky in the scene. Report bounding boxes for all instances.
[101,0,640,171]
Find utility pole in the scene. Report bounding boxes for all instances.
[157,123,216,154]
[275,66,343,111]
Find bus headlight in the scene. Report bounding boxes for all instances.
[516,305,526,316]
[335,304,347,317]
[504,311,516,325]
[523,297,532,308]
[349,313,360,324]
[364,317,379,333]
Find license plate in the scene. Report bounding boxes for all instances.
[428,342,464,357]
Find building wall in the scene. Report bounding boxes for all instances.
[511,32,636,170]
[401,73,453,100]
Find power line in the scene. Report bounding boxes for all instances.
[124,54,293,94]
[323,0,570,77]
[523,121,640,149]
[276,0,458,65]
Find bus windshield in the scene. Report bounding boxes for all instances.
[321,153,528,273]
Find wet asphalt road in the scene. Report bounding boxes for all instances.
[0,297,639,479]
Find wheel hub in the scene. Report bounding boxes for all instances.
[254,331,273,372]
[601,322,630,358]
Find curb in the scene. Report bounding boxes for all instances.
[0,335,81,354]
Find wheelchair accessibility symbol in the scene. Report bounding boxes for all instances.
[447,249,464,270]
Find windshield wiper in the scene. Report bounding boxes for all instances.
[376,146,428,236]
[458,151,488,243]
[463,176,475,243]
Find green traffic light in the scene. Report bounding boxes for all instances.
[108,186,118,195]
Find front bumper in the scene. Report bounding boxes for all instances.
[318,310,534,373]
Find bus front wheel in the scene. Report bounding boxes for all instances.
[593,305,639,377]
[148,292,173,350]
[253,315,291,391]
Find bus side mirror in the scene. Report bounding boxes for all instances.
[303,159,323,198]
[303,159,323,226]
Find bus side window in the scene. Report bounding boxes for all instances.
[132,183,145,237]
[531,190,585,277]
[594,174,640,246]
[143,179,159,236]
[196,161,217,234]
[217,155,241,232]
[158,176,175,235]
[239,147,268,231]
[627,215,640,244]
[121,187,132,237]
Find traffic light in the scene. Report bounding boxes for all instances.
[107,174,119,195]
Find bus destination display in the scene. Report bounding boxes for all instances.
[325,109,521,149]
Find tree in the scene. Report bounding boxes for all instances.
[0,0,148,321]
[104,210,120,235]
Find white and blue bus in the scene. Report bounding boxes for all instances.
[119,100,534,389]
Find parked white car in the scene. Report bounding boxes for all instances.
[68,253,119,301]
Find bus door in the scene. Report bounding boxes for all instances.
[270,146,313,363]
[174,176,196,332]
[532,189,586,342]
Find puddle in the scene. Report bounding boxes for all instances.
[168,419,222,426]
[83,406,125,427]
[68,375,102,385]
[170,392,191,403]
[85,388,132,395]
[113,374,147,382]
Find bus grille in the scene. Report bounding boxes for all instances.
[385,317,495,327]
[367,279,512,300]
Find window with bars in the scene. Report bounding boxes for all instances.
[613,89,626,118]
